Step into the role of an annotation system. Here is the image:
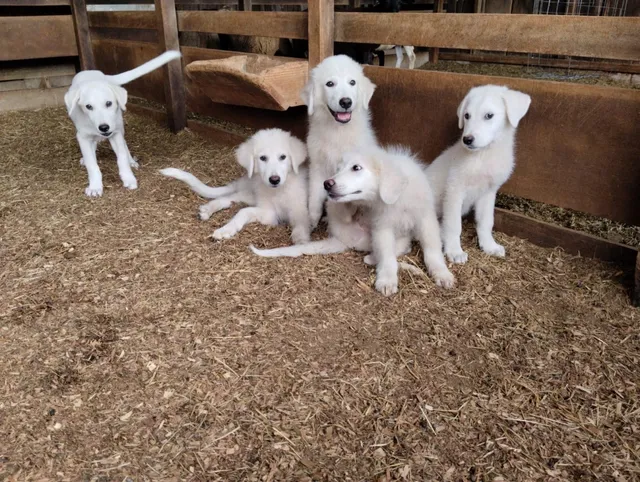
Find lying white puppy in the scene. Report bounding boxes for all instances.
[160,128,311,243]
[426,84,531,264]
[313,145,454,295]
[65,50,181,197]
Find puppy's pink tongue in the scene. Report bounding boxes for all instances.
[336,112,351,122]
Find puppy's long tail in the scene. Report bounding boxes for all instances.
[107,51,181,85]
[250,237,348,258]
[159,167,236,199]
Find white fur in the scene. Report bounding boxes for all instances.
[65,50,181,197]
[160,129,311,244]
[426,84,531,264]
[326,145,454,295]
[377,45,416,69]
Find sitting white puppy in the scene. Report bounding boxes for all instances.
[324,145,455,295]
[160,128,311,243]
[65,51,181,197]
[426,84,531,264]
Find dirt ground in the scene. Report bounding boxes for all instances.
[1,108,638,481]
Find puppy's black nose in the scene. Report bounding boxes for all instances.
[269,175,280,186]
[339,97,352,109]
[463,135,474,146]
[324,179,335,191]
[99,124,110,133]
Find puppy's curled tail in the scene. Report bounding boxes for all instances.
[159,167,235,199]
[107,51,181,85]
[250,237,348,258]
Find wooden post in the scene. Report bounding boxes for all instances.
[154,0,186,133]
[429,0,445,64]
[308,0,334,69]
[70,0,95,70]
[239,0,252,11]
[634,251,640,307]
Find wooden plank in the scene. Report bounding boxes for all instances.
[439,51,640,75]
[0,16,78,61]
[308,0,334,68]
[363,66,640,225]
[71,0,96,70]
[429,0,445,64]
[155,0,187,132]
[634,252,640,307]
[90,26,158,43]
[178,11,308,38]
[128,103,248,146]
[0,64,75,82]
[88,11,157,30]
[335,13,640,61]
[494,208,637,267]
[0,0,69,4]
[239,0,252,10]
[0,87,67,113]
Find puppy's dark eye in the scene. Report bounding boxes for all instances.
[86,104,93,111]
[464,113,470,120]
[349,80,356,86]
[106,101,112,108]
[352,165,362,172]
[326,81,335,87]
[279,154,286,161]
[259,155,267,162]
[485,113,494,120]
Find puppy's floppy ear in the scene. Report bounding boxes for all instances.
[502,89,531,128]
[287,135,308,174]
[235,138,255,178]
[64,87,81,116]
[109,84,128,111]
[379,158,407,205]
[456,93,470,129]
[359,76,376,110]
[300,78,315,116]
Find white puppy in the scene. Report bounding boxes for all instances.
[426,85,531,264]
[324,145,454,295]
[160,128,310,243]
[65,50,181,197]
[302,54,377,230]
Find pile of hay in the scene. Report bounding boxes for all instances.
[0,108,637,481]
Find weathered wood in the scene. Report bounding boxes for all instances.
[70,0,96,70]
[88,11,157,30]
[429,0,445,64]
[0,64,75,82]
[308,0,334,68]
[0,16,78,61]
[0,87,67,113]
[634,252,640,307]
[0,0,69,4]
[185,55,308,110]
[493,208,637,267]
[363,66,640,225]
[239,0,252,10]
[155,0,187,132]
[335,13,640,61]
[179,11,307,38]
[439,52,640,75]
[91,27,158,44]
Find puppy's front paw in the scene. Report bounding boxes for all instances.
[433,269,456,289]
[363,254,376,266]
[199,205,213,221]
[79,157,85,166]
[129,157,139,169]
[211,225,238,240]
[481,242,505,258]
[85,185,103,197]
[445,249,468,264]
[375,274,398,297]
[291,230,310,245]
[121,174,138,190]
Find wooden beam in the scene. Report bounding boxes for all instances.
[0,0,70,5]
[493,208,637,267]
[634,252,640,307]
[335,13,640,62]
[439,51,640,75]
[429,0,445,64]
[0,16,78,61]
[70,0,96,70]
[155,0,187,132]
[178,11,308,38]
[88,11,156,30]
[0,87,67,113]
[239,0,252,10]
[308,0,334,68]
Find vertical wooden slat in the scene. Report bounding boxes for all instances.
[70,0,95,70]
[308,0,334,68]
[634,252,640,307]
[429,0,445,64]
[239,0,252,11]
[154,0,186,133]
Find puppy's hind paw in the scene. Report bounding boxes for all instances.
[375,275,398,297]
[85,185,103,197]
[445,249,468,265]
[481,242,505,258]
[363,254,376,266]
[433,269,455,289]
[199,205,213,221]
[79,157,85,166]
[121,175,138,190]
[129,157,140,169]
[211,225,238,240]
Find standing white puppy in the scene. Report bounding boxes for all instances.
[65,51,181,197]
[426,85,531,264]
